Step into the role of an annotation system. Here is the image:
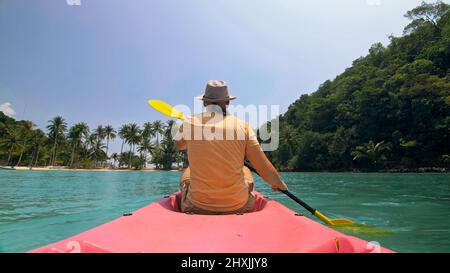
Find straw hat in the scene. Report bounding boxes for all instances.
[197,80,237,102]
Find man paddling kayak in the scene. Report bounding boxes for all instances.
[174,80,288,214]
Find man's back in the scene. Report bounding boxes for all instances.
[174,79,287,214]
[176,109,254,212]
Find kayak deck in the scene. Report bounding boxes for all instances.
[29,192,394,253]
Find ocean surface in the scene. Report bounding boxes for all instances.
[0,170,449,252]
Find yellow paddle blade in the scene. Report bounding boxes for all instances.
[148,100,185,120]
[329,218,355,227]
[334,223,395,237]
[314,211,394,236]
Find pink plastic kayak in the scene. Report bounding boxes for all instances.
[29,192,394,253]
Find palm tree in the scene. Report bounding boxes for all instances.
[118,124,130,154]
[142,122,154,140]
[152,120,164,147]
[94,125,106,143]
[351,141,392,168]
[156,120,178,169]
[68,122,90,167]
[88,135,107,167]
[40,138,52,166]
[125,123,141,168]
[174,151,185,169]
[16,121,34,166]
[104,125,116,157]
[29,129,46,168]
[111,152,119,168]
[165,120,175,133]
[0,126,21,166]
[87,134,97,166]
[46,116,67,166]
[138,137,155,169]
[94,125,107,166]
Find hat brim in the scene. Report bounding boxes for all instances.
[196,95,237,102]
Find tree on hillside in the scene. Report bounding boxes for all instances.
[268,1,450,171]
[351,141,392,170]
[404,1,450,33]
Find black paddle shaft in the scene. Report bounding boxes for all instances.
[280,190,316,215]
[243,161,317,215]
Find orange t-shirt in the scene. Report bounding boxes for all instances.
[175,109,284,212]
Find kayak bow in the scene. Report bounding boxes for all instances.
[29,192,394,253]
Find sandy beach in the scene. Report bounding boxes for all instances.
[11,166,181,172]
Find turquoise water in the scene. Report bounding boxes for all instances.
[0,170,449,253]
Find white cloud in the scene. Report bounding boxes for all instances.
[0,102,15,117]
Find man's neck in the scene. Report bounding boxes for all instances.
[205,104,227,116]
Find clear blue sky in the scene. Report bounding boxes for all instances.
[0,0,437,153]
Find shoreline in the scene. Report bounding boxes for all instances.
[9,166,182,172]
[3,166,447,173]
